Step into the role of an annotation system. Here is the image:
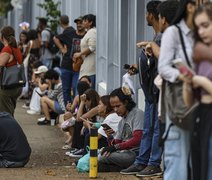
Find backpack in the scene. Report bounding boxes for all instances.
[45,28,59,54]
[138,48,159,103]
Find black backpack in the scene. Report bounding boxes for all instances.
[45,28,59,54]
[138,49,159,103]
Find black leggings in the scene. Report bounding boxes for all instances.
[191,103,212,180]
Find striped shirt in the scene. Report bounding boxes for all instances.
[47,83,66,112]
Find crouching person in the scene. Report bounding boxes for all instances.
[0,112,31,168]
[38,69,66,125]
[98,86,144,172]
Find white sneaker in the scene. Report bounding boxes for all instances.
[22,104,29,109]
[27,109,40,115]
[37,117,45,122]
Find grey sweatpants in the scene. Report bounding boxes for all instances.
[98,150,136,169]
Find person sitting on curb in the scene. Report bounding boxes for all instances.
[0,112,31,168]
[38,69,66,125]
[98,86,144,172]
[26,65,48,115]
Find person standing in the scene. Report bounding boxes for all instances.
[37,18,53,69]
[73,14,96,89]
[53,15,86,105]
[121,1,162,177]
[0,26,23,116]
[158,1,196,179]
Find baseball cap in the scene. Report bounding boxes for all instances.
[34,65,48,74]
[74,16,83,23]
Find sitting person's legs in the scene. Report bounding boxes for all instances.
[98,150,136,172]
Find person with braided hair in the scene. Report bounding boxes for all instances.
[0,26,23,116]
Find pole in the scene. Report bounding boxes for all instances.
[89,127,98,178]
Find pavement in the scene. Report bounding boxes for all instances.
[0,100,162,180]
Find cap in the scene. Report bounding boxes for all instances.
[34,65,48,74]
[74,16,83,23]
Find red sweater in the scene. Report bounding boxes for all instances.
[108,130,143,150]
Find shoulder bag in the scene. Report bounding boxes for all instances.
[0,47,26,89]
[165,25,199,131]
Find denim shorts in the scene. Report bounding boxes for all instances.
[54,101,64,114]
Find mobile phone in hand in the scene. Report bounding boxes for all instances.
[101,123,113,131]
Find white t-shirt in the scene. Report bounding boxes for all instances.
[98,113,122,138]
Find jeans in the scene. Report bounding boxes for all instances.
[135,99,162,166]
[88,75,96,89]
[163,115,190,180]
[42,58,52,69]
[208,133,212,180]
[60,68,79,105]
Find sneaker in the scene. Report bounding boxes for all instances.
[37,117,45,122]
[22,104,29,109]
[37,119,50,125]
[120,164,147,175]
[27,109,40,115]
[136,165,162,177]
[65,148,78,156]
[69,149,84,158]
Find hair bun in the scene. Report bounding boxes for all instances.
[121,86,132,96]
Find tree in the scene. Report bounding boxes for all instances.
[37,0,61,32]
[0,0,13,17]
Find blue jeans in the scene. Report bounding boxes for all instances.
[88,75,96,89]
[42,58,52,69]
[163,115,190,180]
[134,99,161,166]
[60,68,79,105]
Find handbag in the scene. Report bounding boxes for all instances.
[72,57,83,72]
[165,25,199,130]
[165,81,198,130]
[0,48,26,89]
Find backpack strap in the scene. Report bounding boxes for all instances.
[175,25,191,68]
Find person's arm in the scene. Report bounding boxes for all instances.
[183,82,195,107]
[73,29,96,59]
[38,78,48,92]
[53,36,67,54]
[147,42,160,59]
[193,42,212,63]
[158,26,180,82]
[192,75,212,95]
[0,52,11,66]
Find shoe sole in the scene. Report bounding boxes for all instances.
[136,172,163,177]
[120,171,138,175]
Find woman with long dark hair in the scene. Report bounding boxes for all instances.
[158,0,196,179]
[0,26,23,116]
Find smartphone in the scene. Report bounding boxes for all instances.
[101,123,113,130]
[35,90,43,97]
